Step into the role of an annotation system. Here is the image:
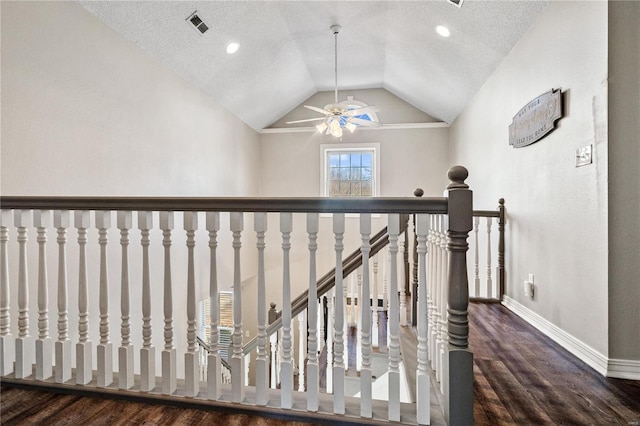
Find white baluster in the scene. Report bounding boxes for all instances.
[0,210,13,376]
[279,212,293,409]
[382,249,388,313]
[416,214,430,424]
[33,211,52,381]
[75,210,91,385]
[342,272,350,371]
[15,210,31,379]
[95,211,112,387]
[349,274,356,327]
[372,253,379,350]
[254,212,268,405]
[118,211,134,390]
[184,211,198,397]
[356,270,362,372]
[54,211,70,383]
[230,212,244,402]
[474,216,480,298]
[139,211,156,392]
[325,289,334,394]
[434,218,444,379]
[439,218,449,393]
[306,213,319,411]
[438,217,449,386]
[317,296,324,353]
[387,214,401,422]
[428,218,437,367]
[399,234,407,327]
[332,213,345,414]
[206,212,221,400]
[270,329,278,389]
[360,214,373,418]
[486,217,493,298]
[160,211,176,395]
[297,310,306,392]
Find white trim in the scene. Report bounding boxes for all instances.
[260,122,449,134]
[501,296,609,376]
[607,358,640,380]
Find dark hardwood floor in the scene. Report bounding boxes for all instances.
[470,302,640,425]
[2,302,639,425]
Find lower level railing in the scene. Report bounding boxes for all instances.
[0,166,474,425]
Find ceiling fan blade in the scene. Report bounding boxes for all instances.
[346,105,380,116]
[349,117,381,127]
[286,117,326,124]
[303,105,331,116]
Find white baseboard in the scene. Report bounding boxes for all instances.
[607,358,640,380]
[500,296,639,380]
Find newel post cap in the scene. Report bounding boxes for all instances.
[447,165,469,189]
[413,188,424,197]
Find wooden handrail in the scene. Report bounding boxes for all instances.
[0,196,447,214]
[196,336,232,371]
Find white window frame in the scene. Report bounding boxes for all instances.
[320,143,381,198]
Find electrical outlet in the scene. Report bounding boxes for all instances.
[528,274,534,284]
[245,331,250,337]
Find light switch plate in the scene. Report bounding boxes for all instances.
[576,145,593,167]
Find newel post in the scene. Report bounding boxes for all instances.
[445,166,473,426]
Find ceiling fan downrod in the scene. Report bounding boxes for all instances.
[331,25,341,104]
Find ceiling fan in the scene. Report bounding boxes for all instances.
[286,25,381,137]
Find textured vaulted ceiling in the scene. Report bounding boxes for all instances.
[80,1,548,131]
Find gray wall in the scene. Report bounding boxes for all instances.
[607,1,640,362]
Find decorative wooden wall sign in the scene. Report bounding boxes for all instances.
[509,89,563,148]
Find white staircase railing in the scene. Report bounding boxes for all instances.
[0,166,474,425]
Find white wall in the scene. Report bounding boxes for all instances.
[449,2,609,357]
[1,1,260,375]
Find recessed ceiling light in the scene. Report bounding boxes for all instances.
[436,25,450,38]
[226,42,240,54]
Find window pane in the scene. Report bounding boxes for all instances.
[339,167,350,180]
[340,182,351,196]
[351,181,362,195]
[362,181,372,196]
[330,168,340,180]
[329,154,340,168]
[351,153,361,167]
[350,168,361,180]
[361,153,372,167]
[329,181,340,196]
[362,167,372,181]
[340,154,350,167]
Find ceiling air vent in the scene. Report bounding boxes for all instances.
[447,0,464,7]
[187,11,209,35]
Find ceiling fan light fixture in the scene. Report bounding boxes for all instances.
[286,24,380,137]
[316,122,328,133]
[330,126,343,138]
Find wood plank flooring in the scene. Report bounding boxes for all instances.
[470,302,640,425]
[2,302,639,425]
